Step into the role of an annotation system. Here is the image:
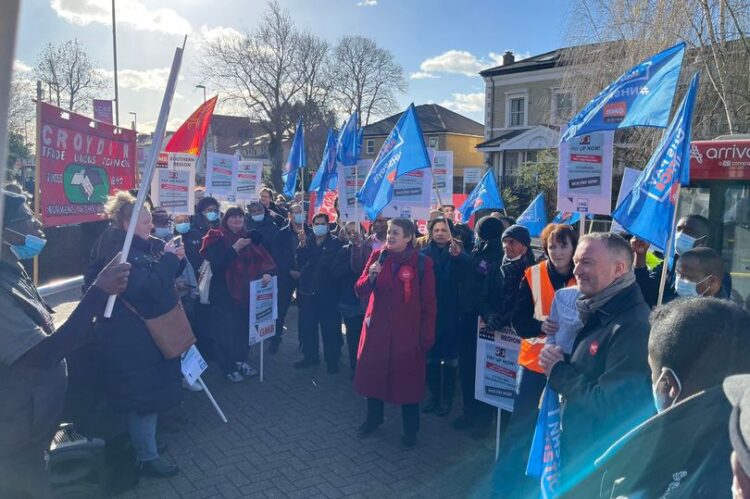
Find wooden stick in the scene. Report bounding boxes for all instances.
[657,185,681,306]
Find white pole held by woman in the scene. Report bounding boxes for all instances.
[104,37,187,318]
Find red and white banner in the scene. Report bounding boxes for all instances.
[308,190,338,223]
[38,102,137,226]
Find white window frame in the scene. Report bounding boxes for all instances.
[365,139,375,155]
[505,90,528,128]
[551,88,575,125]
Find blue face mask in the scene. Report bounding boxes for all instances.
[293,213,305,225]
[652,367,682,413]
[675,275,712,297]
[175,222,190,234]
[154,227,171,239]
[251,214,265,223]
[205,211,220,222]
[674,231,697,256]
[4,228,47,260]
[312,225,328,237]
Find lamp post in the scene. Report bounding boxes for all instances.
[195,84,207,103]
[129,111,137,131]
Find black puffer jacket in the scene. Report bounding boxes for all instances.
[482,252,533,330]
[85,228,183,414]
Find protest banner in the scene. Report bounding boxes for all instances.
[474,319,521,412]
[249,276,279,345]
[38,102,137,227]
[308,190,338,223]
[429,149,453,207]
[236,159,263,201]
[380,168,431,219]
[609,167,642,234]
[338,160,370,222]
[206,151,238,199]
[181,344,208,385]
[556,131,614,216]
[150,152,196,214]
[463,167,481,194]
[93,99,114,124]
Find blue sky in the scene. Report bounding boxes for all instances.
[14,0,571,131]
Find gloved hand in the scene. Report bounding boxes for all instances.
[484,313,502,332]
[248,230,263,245]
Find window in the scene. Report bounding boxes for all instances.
[428,136,439,149]
[502,151,522,186]
[366,139,375,155]
[552,90,574,123]
[509,97,525,127]
[526,150,538,163]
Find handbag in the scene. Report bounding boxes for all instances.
[121,290,196,359]
[197,260,212,305]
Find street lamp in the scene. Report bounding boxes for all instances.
[195,84,207,103]
[129,111,137,131]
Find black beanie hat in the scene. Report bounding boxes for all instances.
[502,224,531,247]
[475,216,503,240]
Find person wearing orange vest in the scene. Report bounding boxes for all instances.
[492,223,578,497]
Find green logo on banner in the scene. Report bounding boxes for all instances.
[63,164,110,204]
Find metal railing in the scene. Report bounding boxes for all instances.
[38,276,84,298]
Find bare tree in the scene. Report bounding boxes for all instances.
[34,39,106,113]
[331,35,407,127]
[8,75,34,135]
[198,1,332,191]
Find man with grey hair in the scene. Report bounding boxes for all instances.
[539,232,653,494]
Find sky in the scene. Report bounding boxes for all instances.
[13,0,572,133]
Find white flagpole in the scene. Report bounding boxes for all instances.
[260,341,265,383]
[104,38,186,318]
[197,377,228,423]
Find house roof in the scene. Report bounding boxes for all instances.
[475,129,529,148]
[479,49,562,78]
[209,115,267,154]
[476,124,560,151]
[362,104,484,137]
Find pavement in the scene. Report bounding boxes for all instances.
[46,289,498,498]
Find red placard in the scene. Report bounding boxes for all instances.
[38,102,137,226]
[690,140,750,181]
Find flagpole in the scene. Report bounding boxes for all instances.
[104,39,185,318]
[430,167,454,240]
[657,185,681,306]
[354,163,361,234]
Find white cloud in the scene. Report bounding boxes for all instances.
[95,67,185,92]
[14,60,32,73]
[139,117,186,135]
[197,24,243,44]
[357,0,377,6]
[439,92,485,114]
[409,71,439,80]
[50,0,192,35]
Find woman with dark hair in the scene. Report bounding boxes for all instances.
[200,207,276,382]
[188,196,221,273]
[493,223,579,497]
[420,218,468,417]
[354,218,437,449]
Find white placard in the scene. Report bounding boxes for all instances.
[236,159,263,201]
[248,276,278,345]
[474,320,521,412]
[557,131,614,215]
[337,160,371,222]
[379,167,432,220]
[430,149,454,207]
[609,166,642,233]
[206,152,238,199]
[181,345,208,385]
[150,152,197,214]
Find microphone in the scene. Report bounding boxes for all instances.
[378,248,389,264]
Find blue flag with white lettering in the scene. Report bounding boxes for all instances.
[561,43,685,143]
[527,386,563,499]
[517,193,547,237]
[282,119,305,198]
[308,129,338,208]
[337,112,359,167]
[551,211,594,226]
[459,169,504,223]
[612,73,700,250]
[357,104,431,219]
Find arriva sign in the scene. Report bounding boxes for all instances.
[690,139,750,181]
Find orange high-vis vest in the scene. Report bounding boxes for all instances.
[519,261,576,373]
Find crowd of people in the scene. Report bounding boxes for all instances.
[2,182,750,498]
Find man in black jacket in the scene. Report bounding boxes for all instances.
[569,298,750,498]
[540,232,653,494]
[294,213,343,373]
[246,201,281,253]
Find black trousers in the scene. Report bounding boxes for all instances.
[366,398,419,436]
[275,277,297,340]
[343,314,364,371]
[0,440,51,498]
[299,293,342,366]
[458,315,493,424]
[212,303,250,375]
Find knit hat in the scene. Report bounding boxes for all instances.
[2,189,31,224]
[502,224,531,247]
[475,216,503,241]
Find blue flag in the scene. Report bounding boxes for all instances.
[308,128,338,208]
[526,386,562,499]
[337,112,359,166]
[561,43,685,143]
[612,73,700,251]
[551,211,594,225]
[517,193,547,237]
[357,104,431,220]
[458,169,504,223]
[282,119,305,198]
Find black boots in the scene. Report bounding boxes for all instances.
[422,363,442,413]
[436,365,457,417]
[423,363,457,416]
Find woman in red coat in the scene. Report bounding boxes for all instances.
[354,218,437,449]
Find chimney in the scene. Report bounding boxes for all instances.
[502,51,515,66]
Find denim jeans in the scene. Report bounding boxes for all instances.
[128,412,159,462]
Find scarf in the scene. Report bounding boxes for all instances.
[201,227,277,306]
[576,271,636,324]
[387,244,416,303]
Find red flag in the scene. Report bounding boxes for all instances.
[165,95,218,155]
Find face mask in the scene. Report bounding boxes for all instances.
[675,275,713,297]
[506,253,523,262]
[293,213,305,225]
[154,227,171,239]
[175,222,190,234]
[251,214,265,223]
[652,367,682,413]
[4,228,47,260]
[312,225,328,237]
[205,211,220,222]
[674,231,697,255]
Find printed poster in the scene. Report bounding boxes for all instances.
[181,345,208,385]
[236,160,263,201]
[475,320,521,412]
[150,152,197,214]
[337,160,371,222]
[248,276,278,345]
[206,152,238,199]
[380,168,431,220]
[557,131,614,215]
[429,149,454,207]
